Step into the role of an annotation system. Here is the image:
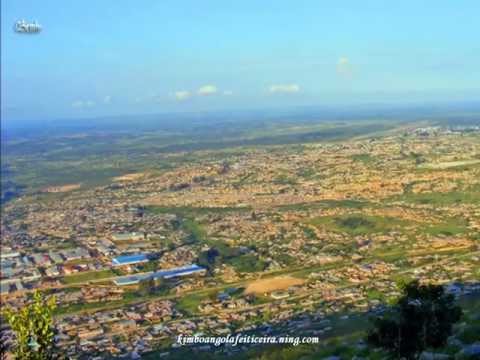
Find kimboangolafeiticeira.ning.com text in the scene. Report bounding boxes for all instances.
[176,334,320,347]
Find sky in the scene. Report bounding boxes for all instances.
[1,0,480,122]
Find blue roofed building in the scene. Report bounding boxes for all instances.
[151,264,206,280]
[113,275,148,286]
[112,254,149,267]
[112,264,205,286]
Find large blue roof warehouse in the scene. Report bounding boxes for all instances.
[112,264,205,285]
[112,254,149,266]
[151,264,205,280]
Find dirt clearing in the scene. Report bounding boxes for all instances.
[245,276,304,294]
[113,173,146,182]
[42,184,81,193]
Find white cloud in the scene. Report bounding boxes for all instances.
[268,84,300,94]
[71,100,95,108]
[174,90,191,101]
[338,57,349,65]
[171,85,223,101]
[337,57,353,77]
[197,84,218,96]
[223,90,233,96]
[103,95,111,104]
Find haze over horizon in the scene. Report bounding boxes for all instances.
[2,0,480,122]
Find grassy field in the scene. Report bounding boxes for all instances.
[420,218,469,237]
[350,153,375,163]
[60,269,116,284]
[310,214,408,236]
[419,159,480,169]
[397,186,480,205]
[277,199,369,212]
[175,293,204,315]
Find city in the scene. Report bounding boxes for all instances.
[2,124,479,358]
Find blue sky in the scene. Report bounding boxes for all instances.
[2,0,479,121]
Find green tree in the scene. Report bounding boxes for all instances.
[367,280,463,360]
[2,291,57,360]
[138,277,158,296]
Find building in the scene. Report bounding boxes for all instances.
[112,264,206,286]
[112,254,149,267]
[48,251,64,264]
[45,266,60,277]
[0,251,20,259]
[0,282,11,294]
[111,232,144,242]
[61,248,89,261]
[113,275,146,286]
[111,319,137,332]
[151,264,206,280]
[77,328,104,340]
[31,253,51,266]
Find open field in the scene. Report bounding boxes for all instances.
[113,172,147,182]
[419,159,480,169]
[309,214,409,236]
[60,269,116,285]
[41,183,81,193]
[245,276,305,294]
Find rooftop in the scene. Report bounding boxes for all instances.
[112,254,149,266]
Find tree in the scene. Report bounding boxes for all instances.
[138,277,158,296]
[0,329,9,360]
[367,280,463,360]
[2,291,57,360]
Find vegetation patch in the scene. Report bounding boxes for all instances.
[229,254,268,273]
[351,154,374,163]
[420,218,469,237]
[418,159,480,169]
[310,214,407,236]
[181,218,207,244]
[176,293,204,315]
[198,243,267,273]
[61,269,116,284]
[278,199,369,212]
[397,187,480,205]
